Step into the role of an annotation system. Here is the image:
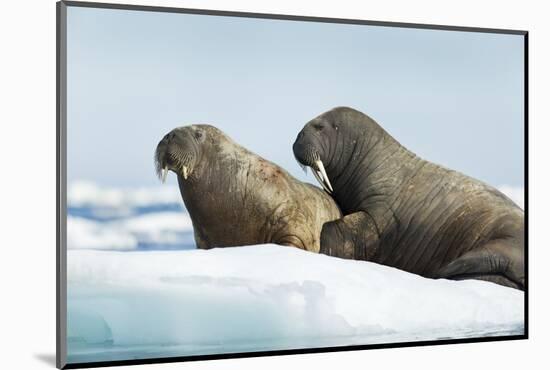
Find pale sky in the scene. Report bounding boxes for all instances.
[67,6,524,188]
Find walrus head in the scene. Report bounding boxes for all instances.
[293,106,390,195]
[155,125,208,183]
[292,107,355,194]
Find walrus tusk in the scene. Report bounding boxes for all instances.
[161,166,168,183]
[312,167,332,194]
[314,159,333,192]
[182,166,188,180]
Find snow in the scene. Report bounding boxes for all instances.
[67,217,138,250]
[67,212,194,250]
[120,211,193,234]
[67,245,524,361]
[68,180,182,208]
[119,212,194,245]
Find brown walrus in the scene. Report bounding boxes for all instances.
[155,124,341,252]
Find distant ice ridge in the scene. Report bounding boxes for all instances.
[67,212,194,250]
[68,181,524,209]
[498,185,524,209]
[68,217,138,250]
[66,182,523,251]
[68,181,182,208]
[67,245,524,357]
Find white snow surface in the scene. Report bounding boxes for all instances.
[67,245,524,353]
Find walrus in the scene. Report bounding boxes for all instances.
[292,107,525,290]
[155,124,342,252]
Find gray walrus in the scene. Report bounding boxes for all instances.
[293,107,524,290]
[155,124,342,252]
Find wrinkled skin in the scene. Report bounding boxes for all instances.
[293,107,525,290]
[155,125,342,252]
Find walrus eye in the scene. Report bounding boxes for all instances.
[194,131,204,140]
[313,123,324,131]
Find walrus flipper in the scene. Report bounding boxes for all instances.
[436,241,524,290]
[449,274,522,290]
[320,211,379,260]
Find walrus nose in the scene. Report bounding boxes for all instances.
[292,136,313,165]
[156,132,178,183]
[292,140,306,163]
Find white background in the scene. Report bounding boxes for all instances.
[0,0,547,369]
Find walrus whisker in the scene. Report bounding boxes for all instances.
[293,153,308,175]
[314,159,333,192]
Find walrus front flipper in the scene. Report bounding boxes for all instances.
[320,211,379,260]
[436,240,524,290]
[451,274,522,290]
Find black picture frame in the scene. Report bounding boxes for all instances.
[56,1,529,368]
